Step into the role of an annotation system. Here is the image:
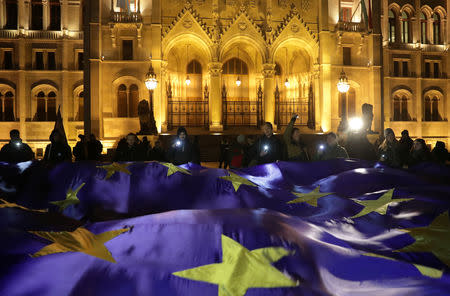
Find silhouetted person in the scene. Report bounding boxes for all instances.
[192,136,201,165]
[139,136,151,161]
[408,139,431,167]
[151,140,165,161]
[250,122,283,165]
[229,135,246,169]
[283,114,309,161]
[378,128,401,168]
[431,141,449,165]
[0,129,34,163]
[219,137,231,169]
[73,134,88,161]
[345,130,377,161]
[44,130,72,163]
[399,130,413,166]
[113,133,146,161]
[166,127,194,165]
[317,132,349,160]
[87,134,103,161]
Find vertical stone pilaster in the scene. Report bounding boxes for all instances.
[262,63,276,129]
[208,62,223,131]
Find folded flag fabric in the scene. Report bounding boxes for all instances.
[0,159,449,295]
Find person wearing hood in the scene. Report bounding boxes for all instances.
[0,129,34,163]
[398,130,413,166]
[431,141,449,165]
[43,129,72,163]
[166,127,194,165]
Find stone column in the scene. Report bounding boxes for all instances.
[262,63,276,129]
[0,0,5,28]
[60,0,68,31]
[42,0,49,30]
[20,0,29,30]
[208,62,223,131]
[160,60,168,132]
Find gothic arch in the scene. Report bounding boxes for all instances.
[111,76,145,117]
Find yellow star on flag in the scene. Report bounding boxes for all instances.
[30,227,129,263]
[50,183,85,211]
[160,162,191,177]
[97,162,131,180]
[0,198,47,213]
[363,252,444,279]
[173,234,298,296]
[397,211,450,268]
[219,171,257,192]
[351,189,413,218]
[287,186,333,207]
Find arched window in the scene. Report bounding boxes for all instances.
[31,0,43,30]
[222,58,248,75]
[424,94,443,121]
[274,63,282,76]
[49,0,61,30]
[128,84,139,117]
[187,60,202,74]
[432,97,441,121]
[420,12,428,44]
[117,84,127,117]
[338,87,356,119]
[389,10,396,42]
[47,92,57,121]
[5,0,18,29]
[35,92,46,121]
[0,91,15,121]
[433,14,441,44]
[393,96,401,121]
[393,94,410,121]
[401,11,411,43]
[186,60,203,99]
[34,90,58,121]
[424,96,432,121]
[77,91,84,121]
[401,96,409,120]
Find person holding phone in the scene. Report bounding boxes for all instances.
[0,129,34,163]
[250,122,282,165]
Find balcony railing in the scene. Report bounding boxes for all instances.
[0,29,83,40]
[336,21,366,33]
[110,11,142,23]
[0,30,19,39]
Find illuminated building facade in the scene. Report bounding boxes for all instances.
[0,0,448,154]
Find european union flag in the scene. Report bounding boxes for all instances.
[0,159,449,295]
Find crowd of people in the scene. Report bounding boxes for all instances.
[0,114,449,168]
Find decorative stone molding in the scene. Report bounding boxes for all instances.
[208,62,223,77]
[163,2,211,40]
[272,5,318,44]
[262,63,276,78]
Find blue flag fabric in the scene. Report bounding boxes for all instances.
[0,159,449,295]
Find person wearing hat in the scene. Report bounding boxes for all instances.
[166,126,194,165]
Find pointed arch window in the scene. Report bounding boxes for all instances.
[116,84,139,117]
[433,14,441,44]
[222,58,248,75]
[187,60,202,74]
[401,96,409,121]
[393,95,410,121]
[47,92,57,121]
[5,0,18,29]
[49,0,61,30]
[31,0,43,30]
[401,11,411,43]
[389,10,396,42]
[424,95,442,121]
[420,12,428,44]
[186,60,203,99]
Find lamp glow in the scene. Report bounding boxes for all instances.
[185,75,191,86]
[348,117,364,132]
[145,64,158,90]
[337,69,350,93]
[284,79,290,88]
[236,76,241,87]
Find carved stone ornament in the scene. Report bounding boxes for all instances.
[238,22,248,31]
[291,24,299,33]
[208,63,223,77]
[301,0,310,12]
[183,19,193,28]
